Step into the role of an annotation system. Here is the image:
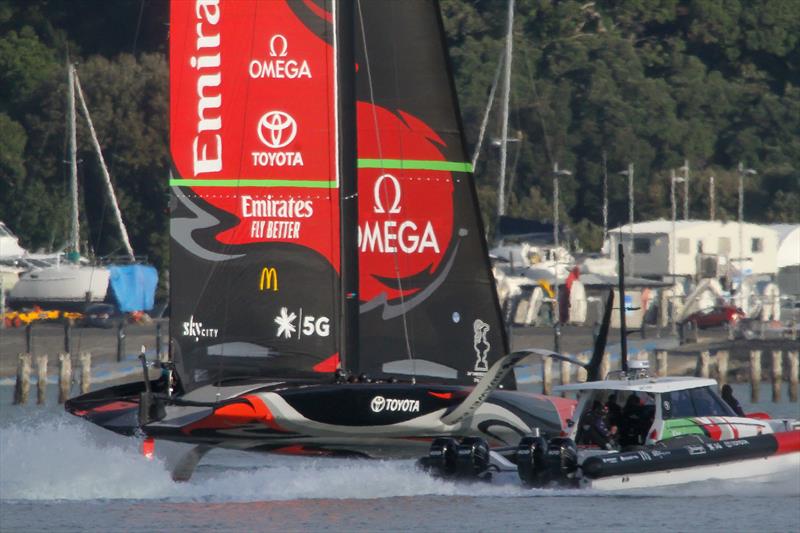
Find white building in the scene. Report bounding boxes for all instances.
[771,224,800,296]
[606,220,779,280]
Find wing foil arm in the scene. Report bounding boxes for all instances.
[440,348,557,426]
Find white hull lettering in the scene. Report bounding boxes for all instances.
[370,395,421,413]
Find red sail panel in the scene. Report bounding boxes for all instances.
[170,0,338,266]
[357,105,455,302]
[169,0,342,388]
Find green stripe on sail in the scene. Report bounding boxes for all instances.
[357,159,473,172]
[168,159,471,188]
[169,179,338,188]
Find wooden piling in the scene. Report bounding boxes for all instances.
[116,323,126,362]
[560,360,571,396]
[25,323,33,353]
[788,351,798,402]
[36,354,48,405]
[13,353,31,405]
[716,351,729,388]
[58,352,72,404]
[750,350,762,403]
[600,351,610,380]
[79,352,92,394]
[576,354,589,382]
[156,322,165,363]
[656,350,669,378]
[697,351,711,378]
[772,350,783,403]
[542,357,552,396]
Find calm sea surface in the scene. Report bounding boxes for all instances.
[1,383,798,532]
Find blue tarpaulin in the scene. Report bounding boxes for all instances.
[108,265,158,312]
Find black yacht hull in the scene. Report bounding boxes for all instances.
[66,381,574,459]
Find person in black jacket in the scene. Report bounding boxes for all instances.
[619,394,644,447]
[721,384,746,416]
[580,401,616,450]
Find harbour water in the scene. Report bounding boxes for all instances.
[1,383,798,532]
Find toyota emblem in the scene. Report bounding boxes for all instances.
[370,395,386,413]
[257,111,298,149]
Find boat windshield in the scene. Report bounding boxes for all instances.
[661,386,735,419]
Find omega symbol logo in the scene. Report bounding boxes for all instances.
[269,34,288,57]
[373,174,402,214]
[370,396,386,413]
[257,111,298,149]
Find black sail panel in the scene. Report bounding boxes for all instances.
[355,0,510,386]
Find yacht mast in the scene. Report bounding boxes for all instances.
[67,63,80,258]
[496,0,514,220]
[336,0,359,374]
[72,68,135,261]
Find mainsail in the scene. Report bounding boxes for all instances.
[169,0,509,389]
[353,1,509,384]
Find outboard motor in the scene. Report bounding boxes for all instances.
[545,437,578,482]
[516,435,548,487]
[423,437,459,477]
[422,437,491,480]
[517,435,578,488]
[455,437,490,479]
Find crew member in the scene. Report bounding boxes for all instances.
[619,394,644,447]
[721,384,745,416]
[581,401,616,450]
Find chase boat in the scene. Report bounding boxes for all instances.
[420,358,799,490]
[546,361,799,490]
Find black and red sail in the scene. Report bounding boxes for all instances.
[169,0,509,389]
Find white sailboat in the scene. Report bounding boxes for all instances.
[9,63,135,311]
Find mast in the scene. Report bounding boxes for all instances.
[67,62,80,259]
[73,68,135,261]
[336,0,359,374]
[496,0,514,220]
[618,242,628,373]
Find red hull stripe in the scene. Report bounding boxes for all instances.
[427,391,453,400]
[91,400,138,413]
[774,430,800,455]
[181,395,286,435]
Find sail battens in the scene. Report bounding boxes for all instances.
[168,179,338,188]
[357,159,472,172]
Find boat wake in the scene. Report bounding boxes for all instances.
[2,412,797,502]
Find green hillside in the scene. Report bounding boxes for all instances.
[1,0,797,269]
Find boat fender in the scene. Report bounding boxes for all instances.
[582,433,786,479]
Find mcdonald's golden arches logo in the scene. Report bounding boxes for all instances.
[259,267,278,292]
